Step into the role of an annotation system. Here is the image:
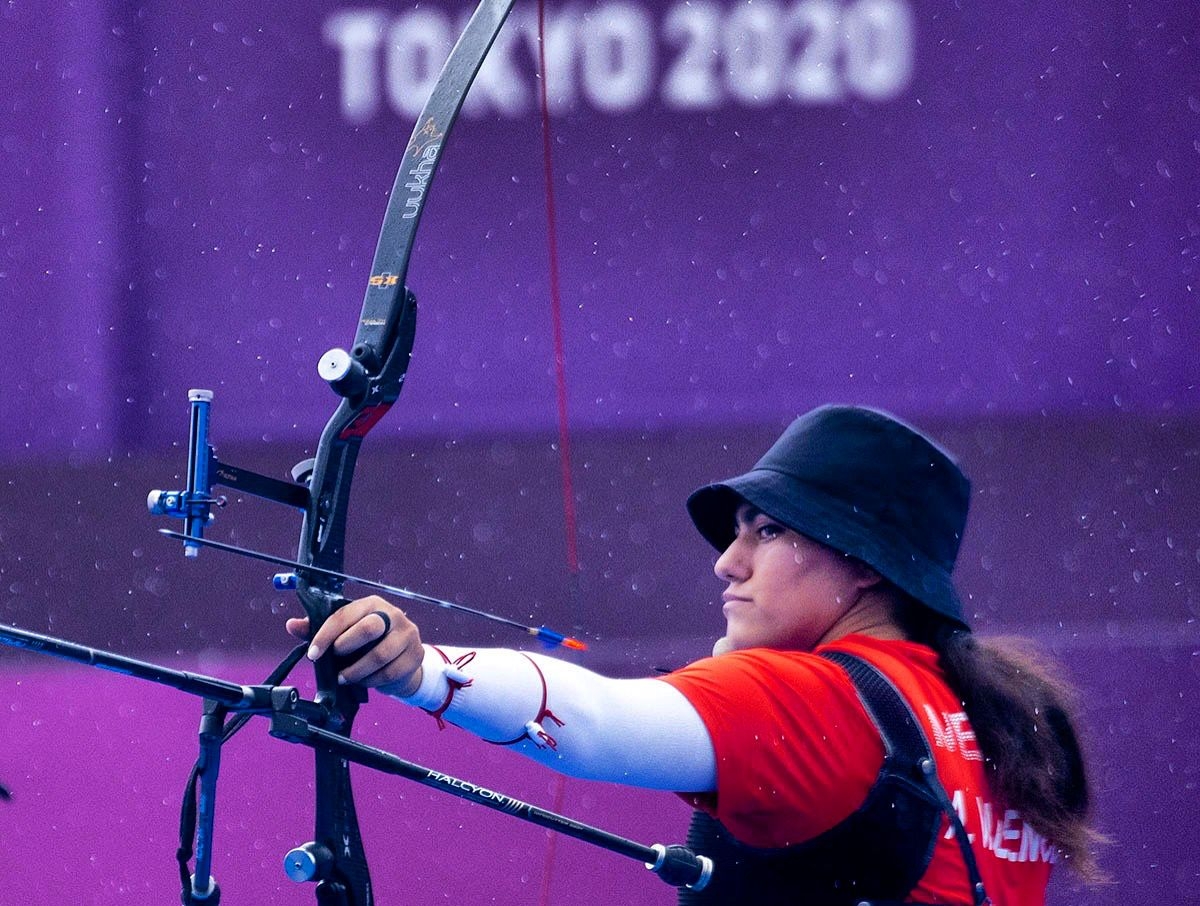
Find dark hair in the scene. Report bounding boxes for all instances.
[893,596,1107,883]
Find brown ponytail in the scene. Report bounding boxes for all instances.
[895,599,1107,882]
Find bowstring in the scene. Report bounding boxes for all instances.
[535,0,582,901]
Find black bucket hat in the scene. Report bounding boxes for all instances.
[687,405,972,628]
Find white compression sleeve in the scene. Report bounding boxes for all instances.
[389,644,716,793]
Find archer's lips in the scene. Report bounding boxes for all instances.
[721,595,750,615]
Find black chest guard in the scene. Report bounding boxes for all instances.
[678,652,988,906]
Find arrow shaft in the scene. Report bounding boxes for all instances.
[157,529,585,650]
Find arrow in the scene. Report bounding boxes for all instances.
[157,529,587,651]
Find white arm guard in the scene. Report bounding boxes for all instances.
[390,644,716,793]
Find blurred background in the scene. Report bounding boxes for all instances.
[1,0,1196,902]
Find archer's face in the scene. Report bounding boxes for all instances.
[713,504,873,653]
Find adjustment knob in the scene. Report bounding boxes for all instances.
[273,572,299,591]
[291,458,316,485]
[147,489,176,515]
[318,348,370,399]
[284,842,334,883]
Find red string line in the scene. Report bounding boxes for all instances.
[537,0,579,577]
[537,0,578,902]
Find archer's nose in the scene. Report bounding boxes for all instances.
[714,537,749,583]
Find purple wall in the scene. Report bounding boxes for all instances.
[2,0,1198,902]
[2,0,1197,459]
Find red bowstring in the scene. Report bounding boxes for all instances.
[537,0,579,577]
[536,0,579,902]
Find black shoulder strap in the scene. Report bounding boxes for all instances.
[821,651,991,906]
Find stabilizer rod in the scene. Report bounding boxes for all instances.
[271,714,714,891]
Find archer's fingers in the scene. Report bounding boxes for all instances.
[305,595,393,659]
[336,621,423,689]
[357,654,425,697]
[331,609,394,660]
[286,617,311,640]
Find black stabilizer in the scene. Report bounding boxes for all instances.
[653,844,714,890]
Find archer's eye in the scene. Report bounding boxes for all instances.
[754,519,784,540]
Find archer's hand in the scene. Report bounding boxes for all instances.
[286,595,425,696]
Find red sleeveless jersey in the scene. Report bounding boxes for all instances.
[660,635,1054,905]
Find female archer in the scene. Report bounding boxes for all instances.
[288,404,1103,904]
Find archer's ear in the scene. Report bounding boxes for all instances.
[847,558,884,590]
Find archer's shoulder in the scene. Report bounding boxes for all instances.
[819,634,943,678]
[662,645,857,701]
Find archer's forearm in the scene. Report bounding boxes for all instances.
[388,644,716,792]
